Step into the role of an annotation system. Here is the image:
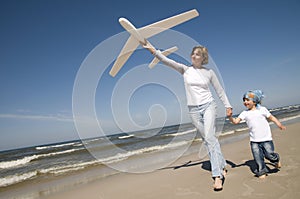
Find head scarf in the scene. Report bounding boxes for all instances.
[243,90,265,106]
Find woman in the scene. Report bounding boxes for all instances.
[143,42,232,191]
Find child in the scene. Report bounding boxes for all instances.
[228,90,286,178]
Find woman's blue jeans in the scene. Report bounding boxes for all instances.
[188,101,226,179]
[250,141,280,176]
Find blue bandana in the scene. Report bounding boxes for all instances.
[243,90,265,105]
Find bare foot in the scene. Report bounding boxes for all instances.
[223,169,228,177]
[258,174,267,179]
[213,177,223,191]
[275,161,281,169]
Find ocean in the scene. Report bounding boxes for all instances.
[1,104,300,199]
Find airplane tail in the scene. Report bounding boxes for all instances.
[148,46,178,68]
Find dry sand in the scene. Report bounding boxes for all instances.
[46,122,300,199]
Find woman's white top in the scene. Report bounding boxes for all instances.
[154,50,232,108]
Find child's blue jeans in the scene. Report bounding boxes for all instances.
[250,140,280,177]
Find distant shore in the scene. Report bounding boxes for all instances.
[43,121,300,199]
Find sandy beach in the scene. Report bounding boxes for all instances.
[44,122,300,199]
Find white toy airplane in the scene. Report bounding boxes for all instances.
[148,46,178,69]
[109,9,199,77]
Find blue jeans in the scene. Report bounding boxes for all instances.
[188,101,226,179]
[250,141,280,176]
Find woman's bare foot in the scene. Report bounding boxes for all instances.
[213,177,223,191]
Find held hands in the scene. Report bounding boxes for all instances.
[226,108,233,117]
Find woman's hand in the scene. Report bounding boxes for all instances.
[226,107,232,117]
[142,40,156,54]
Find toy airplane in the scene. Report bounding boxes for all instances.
[148,46,178,69]
[109,9,199,77]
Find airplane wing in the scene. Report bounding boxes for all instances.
[139,9,199,39]
[148,46,178,68]
[109,36,139,77]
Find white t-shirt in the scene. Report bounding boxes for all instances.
[238,106,272,142]
[154,50,232,107]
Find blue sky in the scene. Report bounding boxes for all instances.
[1,0,300,151]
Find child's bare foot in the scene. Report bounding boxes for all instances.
[258,174,267,179]
[213,177,223,191]
[275,161,281,169]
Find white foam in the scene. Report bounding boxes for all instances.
[0,155,38,169]
[164,129,196,137]
[0,148,84,169]
[39,162,94,175]
[36,142,79,150]
[221,130,236,136]
[100,140,192,164]
[0,171,37,187]
[279,114,300,122]
[235,127,249,132]
[118,134,134,139]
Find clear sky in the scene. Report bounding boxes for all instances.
[1,0,300,151]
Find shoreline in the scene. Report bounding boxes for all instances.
[43,121,300,199]
[1,120,299,199]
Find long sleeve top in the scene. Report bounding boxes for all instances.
[154,50,232,108]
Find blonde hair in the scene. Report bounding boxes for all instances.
[191,46,209,65]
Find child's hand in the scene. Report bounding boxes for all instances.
[226,108,232,117]
[279,125,286,131]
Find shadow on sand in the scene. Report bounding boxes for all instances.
[161,159,280,176]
